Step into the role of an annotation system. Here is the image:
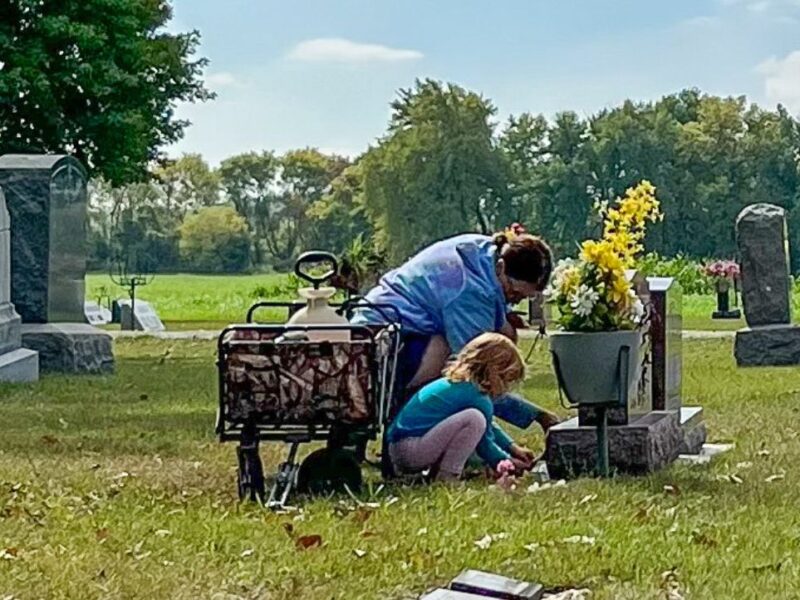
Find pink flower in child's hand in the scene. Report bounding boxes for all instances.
[495,459,517,491]
[496,459,515,475]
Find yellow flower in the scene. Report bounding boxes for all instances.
[608,272,631,304]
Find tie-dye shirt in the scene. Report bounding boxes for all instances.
[353,234,507,353]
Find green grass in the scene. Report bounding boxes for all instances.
[89,273,754,332]
[2,337,800,598]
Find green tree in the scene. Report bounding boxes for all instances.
[307,162,373,254]
[360,79,510,263]
[0,0,213,184]
[156,153,220,217]
[89,178,180,272]
[218,151,279,267]
[178,206,250,273]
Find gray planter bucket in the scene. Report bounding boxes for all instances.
[549,329,643,406]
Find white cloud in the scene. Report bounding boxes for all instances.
[205,72,242,90]
[757,50,800,113]
[287,38,423,64]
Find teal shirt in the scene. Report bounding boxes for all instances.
[386,378,515,468]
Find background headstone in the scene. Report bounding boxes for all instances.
[118,299,165,332]
[84,301,112,326]
[0,186,39,382]
[734,203,800,366]
[736,203,792,327]
[0,154,88,323]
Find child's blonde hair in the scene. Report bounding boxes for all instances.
[444,333,525,398]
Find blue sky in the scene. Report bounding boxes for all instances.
[167,0,800,165]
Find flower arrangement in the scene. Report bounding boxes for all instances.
[546,181,662,332]
[702,260,740,280]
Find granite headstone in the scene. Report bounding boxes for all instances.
[0,186,39,382]
[734,203,800,366]
[84,301,112,326]
[736,203,792,327]
[0,154,88,323]
[0,154,114,374]
[118,299,165,332]
[545,276,706,478]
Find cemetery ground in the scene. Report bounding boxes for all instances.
[1,338,799,599]
[88,273,775,332]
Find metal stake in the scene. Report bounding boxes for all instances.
[596,405,610,477]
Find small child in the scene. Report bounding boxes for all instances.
[386,332,535,482]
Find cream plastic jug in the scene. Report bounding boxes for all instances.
[286,252,351,343]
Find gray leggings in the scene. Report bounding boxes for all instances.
[388,409,487,481]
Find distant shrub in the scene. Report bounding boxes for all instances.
[637,253,712,295]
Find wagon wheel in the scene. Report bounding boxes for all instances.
[296,448,362,496]
[327,424,369,463]
[236,446,265,502]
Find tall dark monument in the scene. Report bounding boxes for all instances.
[0,154,113,374]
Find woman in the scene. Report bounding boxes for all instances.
[353,228,560,433]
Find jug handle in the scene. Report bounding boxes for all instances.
[295,251,338,289]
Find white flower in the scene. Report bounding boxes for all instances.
[570,285,599,317]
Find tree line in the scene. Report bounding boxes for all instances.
[88,81,800,274]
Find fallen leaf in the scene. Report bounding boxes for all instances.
[757,449,771,457]
[417,527,428,536]
[95,528,109,542]
[562,535,596,546]
[545,589,592,600]
[41,435,59,445]
[0,548,18,560]
[353,549,367,558]
[240,549,254,558]
[690,529,717,547]
[633,504,655,523]
[296,535,322,550]
[474,533,508,550]
[352,508,373,525]
[474,535,492,550]
[663,484,680,496]
[360,530,375,539]
[765,474,785,483]
[523,542,541,552]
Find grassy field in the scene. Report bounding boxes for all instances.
[87,273,754,332]
[1,337,799,598]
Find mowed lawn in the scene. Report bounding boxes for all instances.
[87,273,759,332]
[1,338,799,599]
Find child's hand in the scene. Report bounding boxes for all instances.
[510,444,535,471]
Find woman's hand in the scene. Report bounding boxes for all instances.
[506,312,527,331]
